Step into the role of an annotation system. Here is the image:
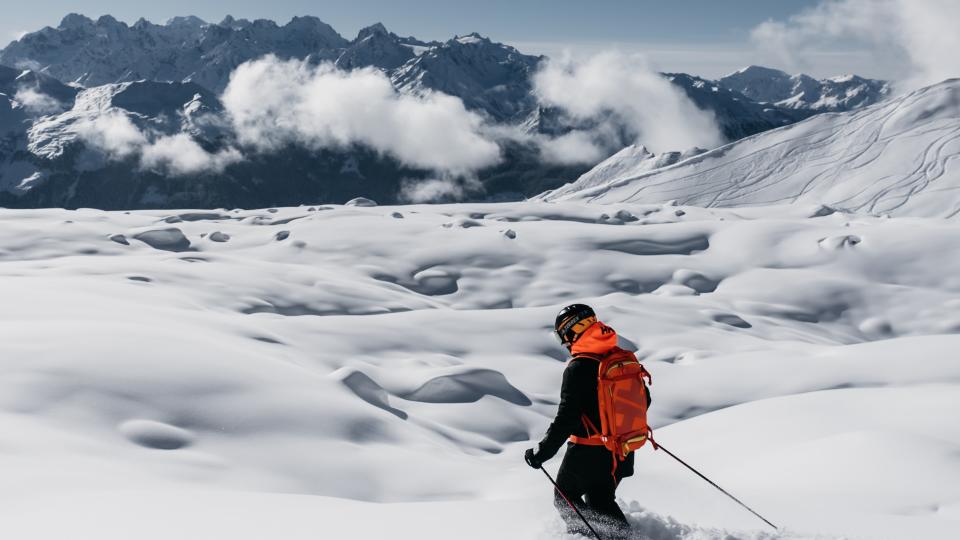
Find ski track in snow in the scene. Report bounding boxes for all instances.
[543,80,960,220]
[0,201,958,539]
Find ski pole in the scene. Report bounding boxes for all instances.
[655,442,778,531]
[537,465,604,540]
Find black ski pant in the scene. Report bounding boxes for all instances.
[553,443,633,538]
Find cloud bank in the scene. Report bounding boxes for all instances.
[74,112,241,175]
[14,87,64,115]
[531,51,725,155]
[751,0,960,89]
[68,52,730,195]
[221,56,502,176]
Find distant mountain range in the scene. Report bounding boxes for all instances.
[718,65,890,112]
[0,14,892,209]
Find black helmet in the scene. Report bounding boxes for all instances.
[554,304,597,345]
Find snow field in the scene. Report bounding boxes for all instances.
[0,201,957,539]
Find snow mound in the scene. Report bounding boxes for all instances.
[133,228,192,251]
[119,419,194,450]
[542,79,960,218]
[345,197,378,207]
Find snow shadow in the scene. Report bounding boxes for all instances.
[133,228,193,252]
[599,235,709,256]
[336,369,408,420]
[398,368,532,406]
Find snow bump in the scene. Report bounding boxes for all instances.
[119,419,194,450]
[133,228,192,252]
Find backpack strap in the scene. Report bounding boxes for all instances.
[568,357,606,446]
[581,414,600,437]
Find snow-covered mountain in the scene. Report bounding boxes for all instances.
[0,79,437,209]
[0,14,347,92]
[391,33,543,122]
[666,72,813,140]
[335,23,437,71]
[562,144,706,195]
[1,15,885,126]
[0,64,78,109]
[0,93,31,191]
[541,79,960,218]
[719,65,890,112]
[0,66,81,192]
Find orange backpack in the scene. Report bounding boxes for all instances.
[569,347,653,472]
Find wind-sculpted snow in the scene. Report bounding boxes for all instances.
[0,201,958,539]
[544,79,960,218]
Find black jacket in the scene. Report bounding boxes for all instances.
[537,355,652,477]
[536,356,605,461]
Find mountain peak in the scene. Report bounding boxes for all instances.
[286,15,331,30]
[357,22,389,40]
[59,13,94,29]
[165,16,207,28]
[96,15,122,26]
[728,65,790,79]
[218,15,251,29]
[453,32,490,45]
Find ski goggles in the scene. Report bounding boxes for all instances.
[556,314,597,345]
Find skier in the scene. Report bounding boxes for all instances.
[525,304,648,539]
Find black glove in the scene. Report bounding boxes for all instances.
[524,448,543,469]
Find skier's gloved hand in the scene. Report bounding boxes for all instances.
[524,448,543,469]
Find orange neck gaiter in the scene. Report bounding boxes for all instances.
[570,321,619,356]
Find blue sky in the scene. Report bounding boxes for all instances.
[1,0,890,79]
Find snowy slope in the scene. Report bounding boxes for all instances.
[0,201,958,539]
[543,79,960,218]
[26,80,222,161]
[0,65,78,110]
[547,144,706,197]
[0,75,45,193]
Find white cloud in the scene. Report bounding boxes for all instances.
[141,133,242,175]
[74,112,147,160]
[531,51,725,154]
[74,112,239,175]
[13,58,43,72]
[221,56,502,176]
[399,176,480,203]
[14,87,64,115]
[751,0,960,89]
[69,52,741,187]
[534,130,608,165]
